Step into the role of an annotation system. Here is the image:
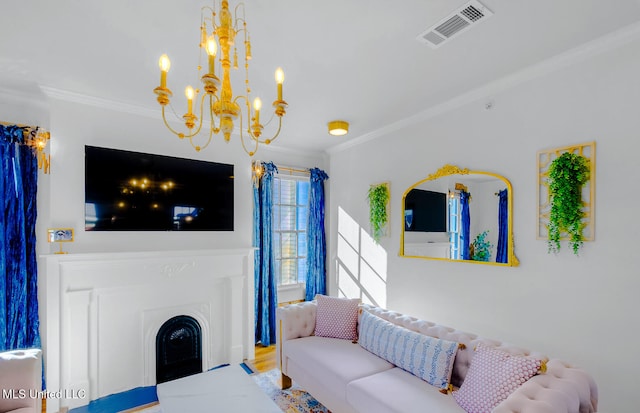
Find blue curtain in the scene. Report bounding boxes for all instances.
[460,190,471,260]
[253,162,278,346]
[0,125,41,352]
[305,168,329,302]
[496,189,508,263]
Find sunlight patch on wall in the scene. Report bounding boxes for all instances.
[336,206,387,307]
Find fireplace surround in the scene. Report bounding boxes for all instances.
[40,248,255,412]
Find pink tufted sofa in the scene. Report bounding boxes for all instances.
[276,302,597,413]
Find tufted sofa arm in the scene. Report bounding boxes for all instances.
[493,359,598,413]
[276,300,317,373]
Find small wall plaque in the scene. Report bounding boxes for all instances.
[47,228,74,253]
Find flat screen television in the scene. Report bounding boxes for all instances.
[85,146,234,231]
[404,189,447,232]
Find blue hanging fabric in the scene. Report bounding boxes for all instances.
[0,125,41,352]
[305,168,329,301]
[496,189,509,263]
[252,162,278,346]
[460,190,471,260]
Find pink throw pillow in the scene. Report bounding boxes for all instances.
[453,343,544,412]
[314,295,360,340]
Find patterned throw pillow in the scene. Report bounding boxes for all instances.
[358,310,459,390]
[314,295,360,340]
[452,343,544,412]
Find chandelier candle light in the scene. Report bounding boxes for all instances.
[153,0,288,156]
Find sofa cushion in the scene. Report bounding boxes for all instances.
[347,368,465,413]
[359,310,459,390]
[283,336,394,402]
[452,343,544,412]
[314,294,360,341]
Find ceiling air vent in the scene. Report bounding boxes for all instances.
[417,0,493,48]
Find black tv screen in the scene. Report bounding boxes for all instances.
[404,189,447,232]
[85,146,234,231]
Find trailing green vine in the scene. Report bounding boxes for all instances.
[368,183,390,242]
[547,152,590,255]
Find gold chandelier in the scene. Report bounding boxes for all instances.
[153,0,287,156]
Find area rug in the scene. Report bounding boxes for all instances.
[252,369,331,413]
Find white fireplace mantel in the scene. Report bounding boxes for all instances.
[40,248,256,412]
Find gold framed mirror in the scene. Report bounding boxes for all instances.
[400,164,519,266]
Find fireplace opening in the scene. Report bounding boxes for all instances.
[156,315,202,384]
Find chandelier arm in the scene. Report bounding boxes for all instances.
[161,104,205,140]
[204,118,218,149]
[167,102,185,122]
[189,93,219,152]
[188,128,214,151]
[187,93,207,137]
[234,95,251,115]
[201,5,216,30]
[256,116,283,144]
[239,127,259,156]
[236,104,259,156]
[234,3,246,26]
[186,93,214,151]
[165,102,203,138]
[262,110,276,127]
[233,95,255,135]
[234,94,283,146]
[161,107,188,137]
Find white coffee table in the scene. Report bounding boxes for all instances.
[156,365,281,413]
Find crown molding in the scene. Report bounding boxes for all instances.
[258,142,325,158]
[327,20,640,155]
[38,85,325,159]
[39,86,163,120]
[0,84,49,109]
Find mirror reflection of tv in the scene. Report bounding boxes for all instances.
[404,189,447,232]
[85,146,234,231]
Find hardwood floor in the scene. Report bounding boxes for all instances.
[246,344,277,373]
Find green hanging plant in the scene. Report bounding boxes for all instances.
[471,230,492,262]
[367,183,390,242]
[547,152,590,255]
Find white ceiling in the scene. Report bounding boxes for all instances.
[2,0,640,154]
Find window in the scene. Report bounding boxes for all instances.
[448,194,462,259]
[273,175,310,286]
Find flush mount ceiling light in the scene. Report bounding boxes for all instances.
[153,0,288,157]
[327,120,349,136]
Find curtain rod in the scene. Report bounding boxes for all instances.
[276,164,309,176]
[0,121,44,135]
[254,160,310,176]
[1,120,33,128]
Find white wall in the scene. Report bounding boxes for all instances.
[327,34,640,412]
[42,98,326,254]
[1,87,325,403]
